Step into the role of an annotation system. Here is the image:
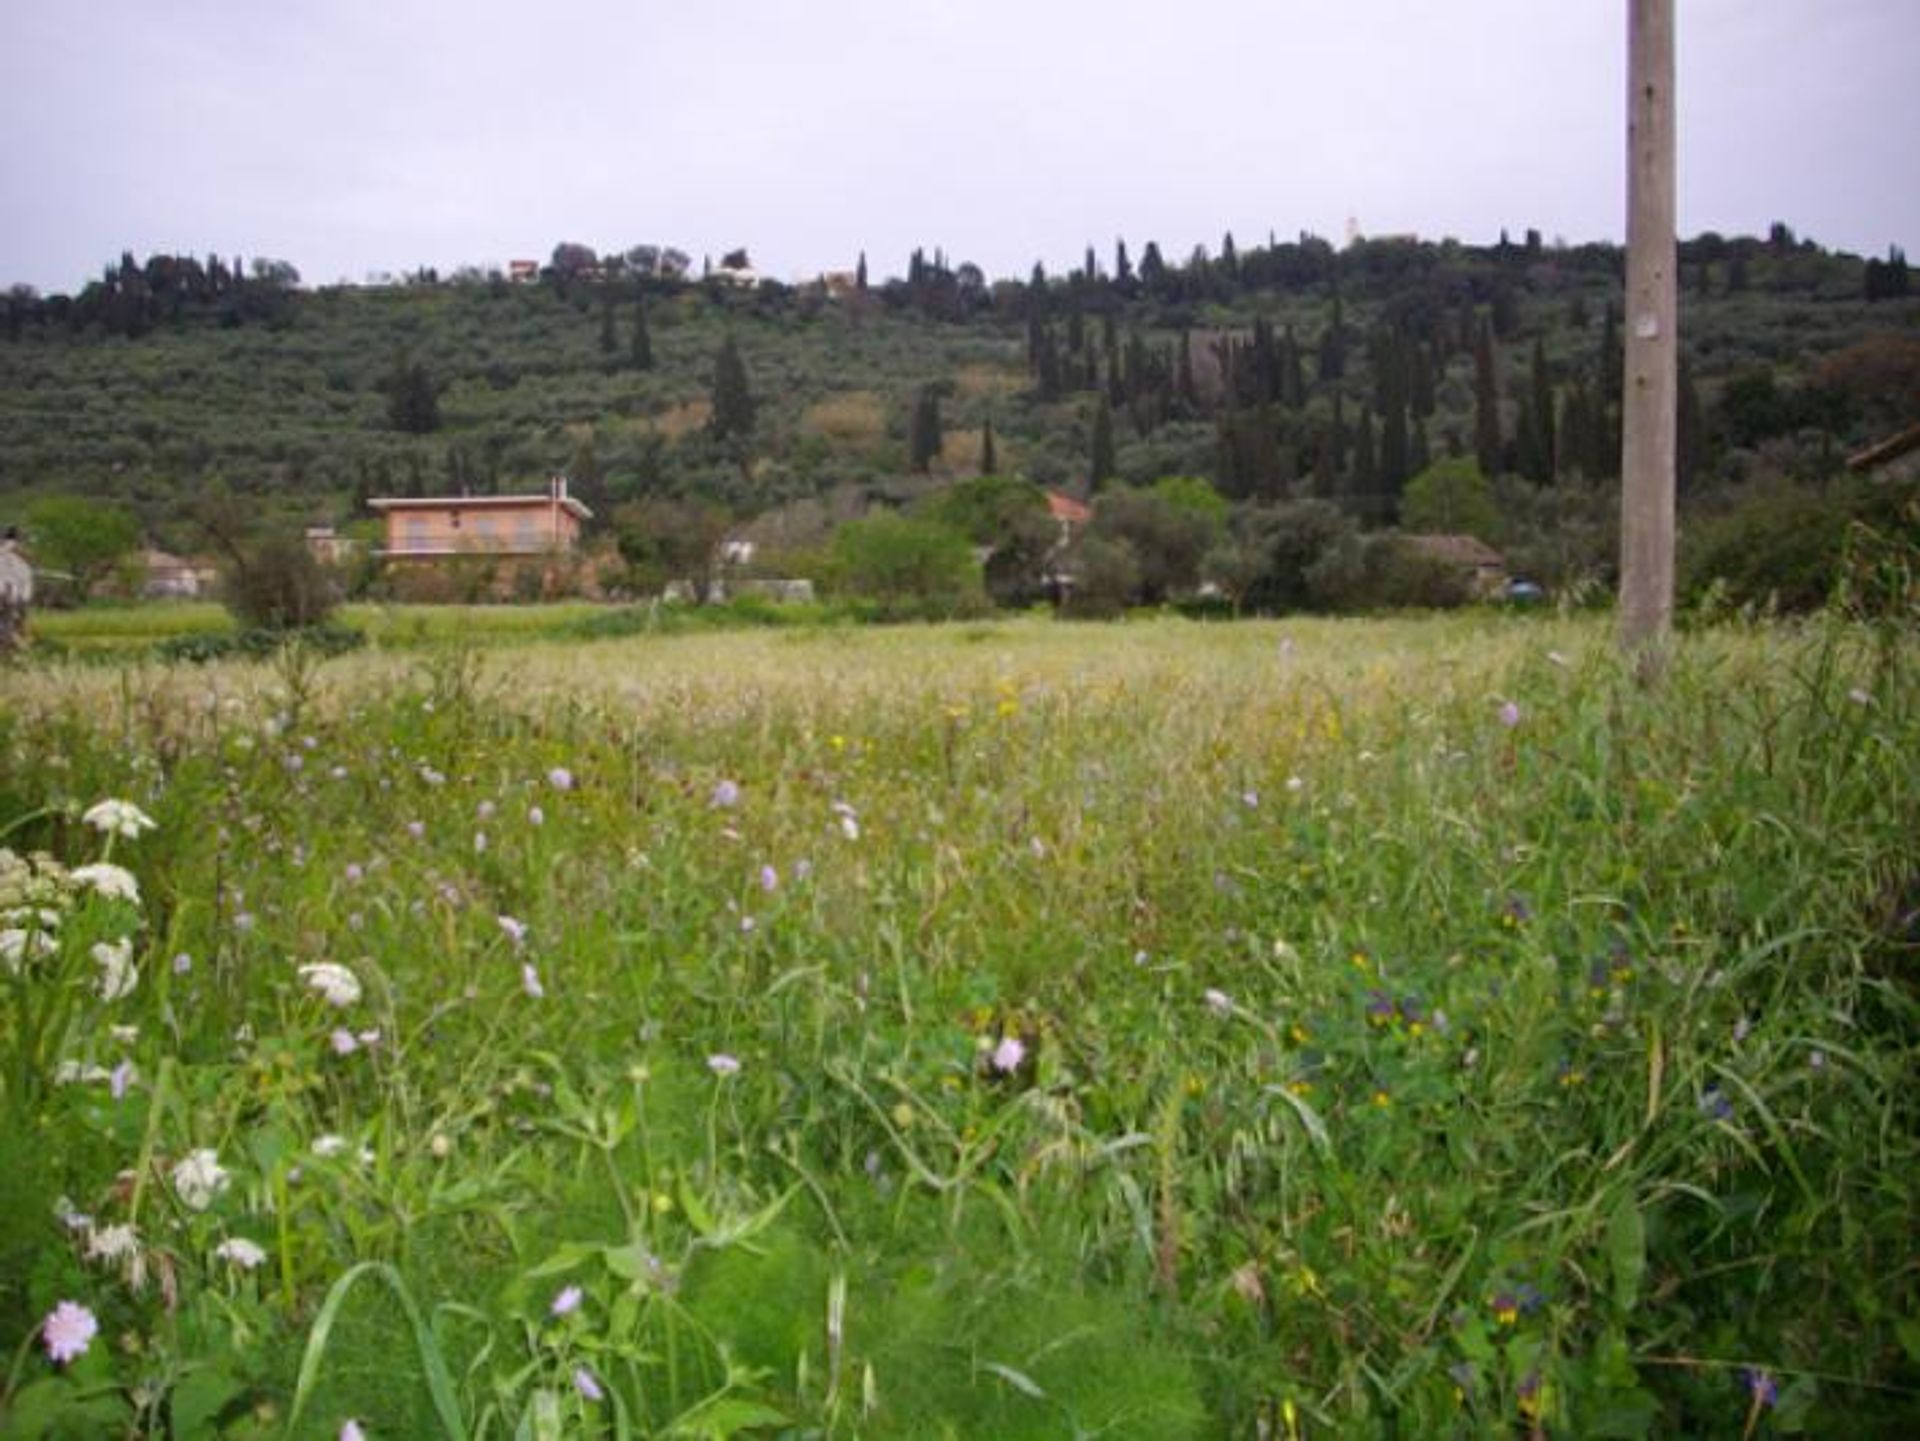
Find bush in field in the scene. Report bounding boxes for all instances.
[1682,475,1917,613]
[220,529,339,629]
[22,496,139,605]
[826,512,982,616]
[1400,457,1501,543]
[1060,534,1140,618]
[1306,532,1474,610]
[1205,499,1355,613]
[1086,485,1222,604]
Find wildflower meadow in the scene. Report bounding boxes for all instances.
[1,611,1917,1437]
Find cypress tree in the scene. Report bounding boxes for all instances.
[980,416,997,476]
[1410,420,1431,477]
[599,301,617,355]
[909,385,943,472]
[1090,398,1116,488]
[1114,238,1132,284]
[1473,318,1502,476]
[1677,356,1703,495]
[1529,337,1556,481]
[629,301,654,370]
[1410,343,1435,418]
[708,334,755,446]
[856,251,868,292]
[1352,407,1377,506]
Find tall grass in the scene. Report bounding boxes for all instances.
[0,613,1915,1436]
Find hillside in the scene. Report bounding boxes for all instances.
[2,231,1915,581]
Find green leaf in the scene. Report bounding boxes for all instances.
[1606,1195,1647,1313]
[170,1365,248,1437]
[665,1396,791,1438]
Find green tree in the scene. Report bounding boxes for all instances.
[383,354,440,434]
[708,335,756,448]
[1472,319,1501,475]
[829,513,982,615]
[23,496,139,603]
[613,498,733,601]
[1399,457,1501,543]
[1090,397,1116,488]
[221,529,339,630]
[909,386,943,472]
[630,301,654,371]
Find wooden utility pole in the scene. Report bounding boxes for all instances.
[1619,0,1677,666]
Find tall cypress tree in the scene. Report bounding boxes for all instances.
[1473,318,1502,476]
[1529,337,1556,481]
[598,300,618,356]
[1090,397,1116,488]
[708,335,755,447]
[629,301,653,370]
[909,386,943,472]
[1351,406,1377,507]
[980,416,997,476]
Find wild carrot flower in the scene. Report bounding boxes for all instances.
[86,1223,140,1268]
[172,1149,230,1210]
[1204,987,1233,1017]
[83,799,156,840]
[42,1301,98,1365]
[92,938,138,1000]
[215,1237,267,1270]
[70,863,140,904]
[299,962,362,1008]
[313,1134,348,1157]
[550,1284,583,1317]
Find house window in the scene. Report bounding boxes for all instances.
[405,516,429,551]
[475,516,498,546]
[515,514,539,548]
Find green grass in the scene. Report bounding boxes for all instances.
[1,613,1916,1437]
[25,600,610,654]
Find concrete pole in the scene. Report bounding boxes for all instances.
[1619,0,1677,666]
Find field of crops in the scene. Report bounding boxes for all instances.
[2,613,1916,1437]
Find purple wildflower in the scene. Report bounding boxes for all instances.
[1498,700,1522,729]
[550,1284,583,1317]
[707,1053,742,1077]
[1743,1368,1778,1408]
[521,962,544,999]
[547,767,574,791]
[758,864,779,893]
[574,1366,604,1402]
[711,778,741,808]
[42,1301,97,1365]
[990,1035,1027,1074]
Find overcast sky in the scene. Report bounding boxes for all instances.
[3,0,1913,293]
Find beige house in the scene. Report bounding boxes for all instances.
[369,478,592,559]
[141,549,217,598]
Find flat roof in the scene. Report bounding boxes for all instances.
[368,493,593,520]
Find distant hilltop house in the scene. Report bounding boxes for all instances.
[507,260,539,283]
[1402,533,1510,597]
[1846,422,1920,483]
[1046,490,1092,542]
[304,525,357,566]
[369,477,592,560]
[820,271,860,300]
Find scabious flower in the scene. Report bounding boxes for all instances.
[710,778,740,808]
[215,1237,268,1270]
[69,862,141,904]
[42,1300,98,1365]
[1497,700,1522,729]
[758,864,778,893]
[497,915,528,947]
[92,938,138,1000]
[340,1420,367,1441]
[521,962,544,999]
[1743,1368,1778,1408]
[300,962,362,1008]
[707,1053,741,1077]
[574,1366,604,1402]
[527,805,545,827]
[990,1035,1027,1074]
[548,766,575,791]
[329,1028,360,1056]
[550,1284,583,1317]
[172,1149,230,1210]
[83,799,156,840]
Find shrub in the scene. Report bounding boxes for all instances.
[221,531,339,630]
[826,513,983,617]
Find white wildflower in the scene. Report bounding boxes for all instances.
[70,863,141,905]
[298,962,362,1008]
[171,1149,230,1210]
[82,799,156,840]
[214,1237,268,1270]
[1,927,59,970]
[312,1134,348,1157]
[93,938,138,1000]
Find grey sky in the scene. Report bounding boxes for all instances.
[3,0,1913,293]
